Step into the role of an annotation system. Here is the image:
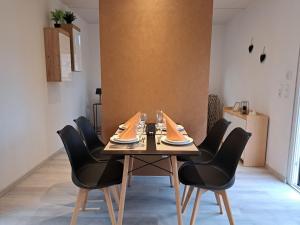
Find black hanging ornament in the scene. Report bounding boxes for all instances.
[248,38,254,53]
[260,46,266,63]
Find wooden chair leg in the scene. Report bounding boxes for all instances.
[111,185,120,206]
[181,185,189,205]
[182,186,194,213]
[117,155,130,225]
[220,191,235,225]
[81,190,88,211]
[168,157,174,187]
[103,188,117,225]
[214,192,223,214]
[127,157,134,187]
[190,188,202,225]
[70,188,87,225]
[171,156,183,225]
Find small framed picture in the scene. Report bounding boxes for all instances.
[233,102,240,112]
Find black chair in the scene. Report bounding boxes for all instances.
[178,128,251,225]
[179,118,231,205]
[178,118,231,163]
[74,116,123,161]
[57,125,123,225]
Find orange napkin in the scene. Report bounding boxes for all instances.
[119,124,137,140]
[163,113,186,141]
[124,112,141,128]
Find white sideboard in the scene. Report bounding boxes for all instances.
[223,107,269,167]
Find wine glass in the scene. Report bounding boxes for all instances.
[156,110,164,143]
[140,113,147,142]
[140,113,147,127]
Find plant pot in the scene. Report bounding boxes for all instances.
[54,23,61,28]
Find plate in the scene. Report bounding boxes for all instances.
[119,124,127,130]
[161,136,193,146]
[161,124,184,131]
[119,123,143,130]
[110,135,139,144]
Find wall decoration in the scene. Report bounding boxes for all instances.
[260,46,267,63]
[248,38,254,53]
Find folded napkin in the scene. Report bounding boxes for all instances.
[124,112,141,128]
[119,124,137,140]
[163,113,186,141]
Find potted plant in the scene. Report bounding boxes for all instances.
[50,9,64,28]
[64,11,77,24]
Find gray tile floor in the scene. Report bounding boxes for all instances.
[1,151,300,225]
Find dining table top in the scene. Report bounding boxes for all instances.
[103,123,199,156]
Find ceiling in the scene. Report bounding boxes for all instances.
[61,0,252,25]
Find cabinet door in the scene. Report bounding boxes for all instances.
[59,33,72,81]
[73,28,82,71]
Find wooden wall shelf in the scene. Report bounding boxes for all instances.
[44,28,72,82]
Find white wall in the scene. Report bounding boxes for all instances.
[209,25,225,98]
[86,24,101,121]
[221,0,300,178]
[0,0,89,192]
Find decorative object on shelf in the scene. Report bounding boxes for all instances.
[61,24,82,71]
[248,38,254,53]
[50,9,64,28]
[260,46,267,63]
[240,101,249,114]
[64,11,77,24]
[233,102,240,112]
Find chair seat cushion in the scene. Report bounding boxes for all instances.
[73,160,123,189]
[177,149,214,163]
[91,148,124,161]
[178,163,234,190]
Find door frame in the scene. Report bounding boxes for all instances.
[287,46,300,190]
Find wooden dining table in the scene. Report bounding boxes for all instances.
[103,123,199,225]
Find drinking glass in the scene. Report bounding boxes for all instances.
[156,110,164,142]
[140,113,147,127]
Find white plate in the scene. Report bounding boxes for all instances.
[119,123,143,130]
[119,124,127,130]
[161,136,193,146]
[161,124,184,131]
[110,135,139,144]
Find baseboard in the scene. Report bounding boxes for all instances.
[266,163,287,183]
[0,149,63,197]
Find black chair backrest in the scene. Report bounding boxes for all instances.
[57,125,96,172]
[199,118,231,155]
[212,127,251,178]
[74,116,104,151]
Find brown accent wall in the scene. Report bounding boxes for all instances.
[99,0,213,145]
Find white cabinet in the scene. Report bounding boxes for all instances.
[61,24,82,72]
[72,28,82,71]
[223,107,269,167]
[59,32,72,81]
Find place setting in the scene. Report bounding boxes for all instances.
[105,112,148,150]
[155,110,197,151]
